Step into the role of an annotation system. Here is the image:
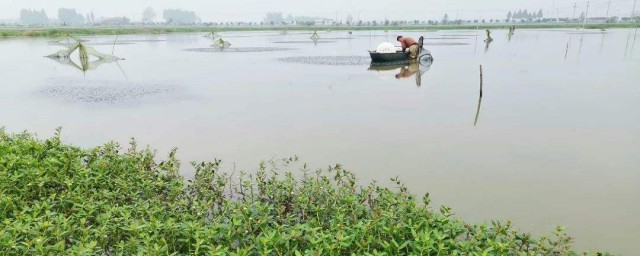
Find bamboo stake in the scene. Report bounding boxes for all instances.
[479,65,483,98]
[475,65,484,126]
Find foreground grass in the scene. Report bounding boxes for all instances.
[0,129,611,255]
[0,23,638,38]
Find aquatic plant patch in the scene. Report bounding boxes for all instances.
[36,79,181,106]
[0,129,613,255]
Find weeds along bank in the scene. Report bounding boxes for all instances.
[0,23,638,38]
[0,129,611,255]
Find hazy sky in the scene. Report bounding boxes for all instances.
[1,0,637,21]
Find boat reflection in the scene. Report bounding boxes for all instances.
[368,61,431,87]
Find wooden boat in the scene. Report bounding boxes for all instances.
[369,51,411,62]
[369,36,432,64]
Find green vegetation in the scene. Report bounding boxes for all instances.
[0,129,612,255]
[0,23,638,38]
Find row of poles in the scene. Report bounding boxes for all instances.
[550,0,638,29]
[572,0,638,29]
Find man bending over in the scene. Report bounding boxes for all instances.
[397,36,419,60]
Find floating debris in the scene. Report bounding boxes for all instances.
[279,56,371,65]
[36,79,181,106]
[184,47,295,53]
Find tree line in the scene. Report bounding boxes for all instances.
[506,9,544,22]
[18,7,201,26]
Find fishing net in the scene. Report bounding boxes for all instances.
[310,32,321,40]
[376,42,397,53]
[212,38,231,49]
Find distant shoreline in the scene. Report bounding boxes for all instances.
[1,23,638,38]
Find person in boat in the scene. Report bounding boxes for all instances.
[397,36,419,60]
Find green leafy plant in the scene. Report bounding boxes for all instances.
[0,129,613,255]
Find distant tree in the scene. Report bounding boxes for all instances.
[142,7,157,23]
[384,19,390,26]
[579,11,585,20]
[346,14,353,26]
[163,9,199,24]
[20,9,48,26]
[357,20,363,26]
[372,20,377,26]
[537,9,544,20]
[100,16,131,26]
[90,12,95,23]
[442,13,449,24]
[58,8,85,25]
[473,19,478,23]
[507,11,512,22]
[263,12,283,24]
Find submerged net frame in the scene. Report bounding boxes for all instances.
[46,36,122,72]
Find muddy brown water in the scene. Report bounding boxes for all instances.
[0,29,638,254]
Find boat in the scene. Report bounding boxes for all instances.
[369,36,433,64]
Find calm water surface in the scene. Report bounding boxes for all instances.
[0,28,638,254]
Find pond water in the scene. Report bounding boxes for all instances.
[0,28,638,254]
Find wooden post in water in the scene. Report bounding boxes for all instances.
[475,65,484,126]
[479,65,483,98]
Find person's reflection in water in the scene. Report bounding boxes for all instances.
[394,63,424,87]
[395,64,419,79]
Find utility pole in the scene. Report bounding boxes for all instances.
[632,0,638,21]
[606,0,612,22]
[583,1,590,29]
[572,3,577,22]
[554,0,559,23]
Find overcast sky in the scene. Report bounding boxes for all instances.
[1,0,637,21]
